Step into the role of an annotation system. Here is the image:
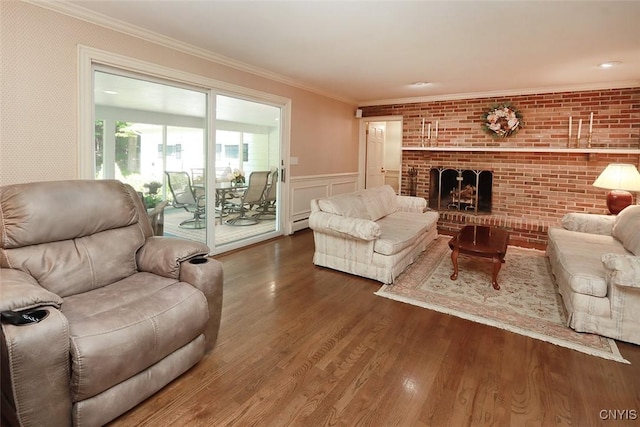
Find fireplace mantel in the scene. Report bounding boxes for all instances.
[402,147,640,154]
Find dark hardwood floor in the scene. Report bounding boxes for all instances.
[110,229,640,426]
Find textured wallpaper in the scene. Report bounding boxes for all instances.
[1,2,80,183]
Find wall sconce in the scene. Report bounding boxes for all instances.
[592,163,640,214]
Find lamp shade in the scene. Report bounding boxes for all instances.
[592,163,640,191]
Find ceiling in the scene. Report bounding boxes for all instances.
[95,71,281,126]
[62,1,640,104]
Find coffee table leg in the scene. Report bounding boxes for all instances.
[491,257,502,290]
[450,247,459,281]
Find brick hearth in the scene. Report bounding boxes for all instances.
[362,87,640,249]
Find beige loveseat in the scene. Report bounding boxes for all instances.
[0,180,224,427]
[309,185,439,284]
[546,204,640,345]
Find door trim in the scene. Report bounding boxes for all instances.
[358,115,403,192]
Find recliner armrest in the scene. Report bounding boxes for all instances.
[0,269,63,313]
[179,257,224,352]
[136,236,210,279]
[2,308,72,427]
[1,269,71,425]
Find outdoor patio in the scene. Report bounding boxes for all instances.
[162,205,276,246]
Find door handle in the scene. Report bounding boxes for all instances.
[281,160,286,182]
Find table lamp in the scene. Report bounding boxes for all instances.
[592,163,640,214]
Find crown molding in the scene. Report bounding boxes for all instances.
[22,1,640,108]
[358,81,640,107]
[24,0,357,105]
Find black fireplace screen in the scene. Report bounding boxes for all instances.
[429,168,493,213]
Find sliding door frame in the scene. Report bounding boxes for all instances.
[78,46,292,252]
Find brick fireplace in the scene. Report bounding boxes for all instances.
[362,87,640,249]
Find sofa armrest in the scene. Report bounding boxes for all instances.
[602,253,640,289]
[136,236,210,279]
[179,257,224,352]
[0,269,63,313]
[561,212,615,235]
[309,211,381,241]
[396,195,427,213]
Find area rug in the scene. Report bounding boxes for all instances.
[375,236,629,364]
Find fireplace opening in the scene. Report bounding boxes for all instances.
[429,168,493,214]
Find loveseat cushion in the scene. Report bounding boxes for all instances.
[612,205,640,255]
[360,185,398,221]
[317,185,397,221]
[317,191,369,219]
[61,272,208,401]
[374,211,432,255]
[561,212,615,235]
[547,227,629,297]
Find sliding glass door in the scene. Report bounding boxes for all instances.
[213,95,281,248]
[93,69,283,253]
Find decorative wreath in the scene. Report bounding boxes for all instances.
[483,103,523,138]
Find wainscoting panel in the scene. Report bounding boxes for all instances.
[384,169,400,193]
[288,173,359,232]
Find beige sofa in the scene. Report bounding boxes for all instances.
[0,180,224,427]
[309,185,439,284]
[546,205,640,345]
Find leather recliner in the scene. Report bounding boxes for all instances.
[0,180,223,427]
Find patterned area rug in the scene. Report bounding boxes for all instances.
[375,236,629,364]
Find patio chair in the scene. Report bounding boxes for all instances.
[253,169,278,220]
[226,171,270,226]
[165,171,205,229]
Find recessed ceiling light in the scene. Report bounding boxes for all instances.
[410,81,431,88]
[103,90,118,95]
[598,61,621,69]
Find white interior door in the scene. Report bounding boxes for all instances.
[366,123,385,188]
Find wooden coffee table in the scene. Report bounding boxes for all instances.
[448,225,510,290]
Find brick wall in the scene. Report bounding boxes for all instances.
[362,87,640,249]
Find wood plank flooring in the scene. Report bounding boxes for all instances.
[110,229,640,426]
